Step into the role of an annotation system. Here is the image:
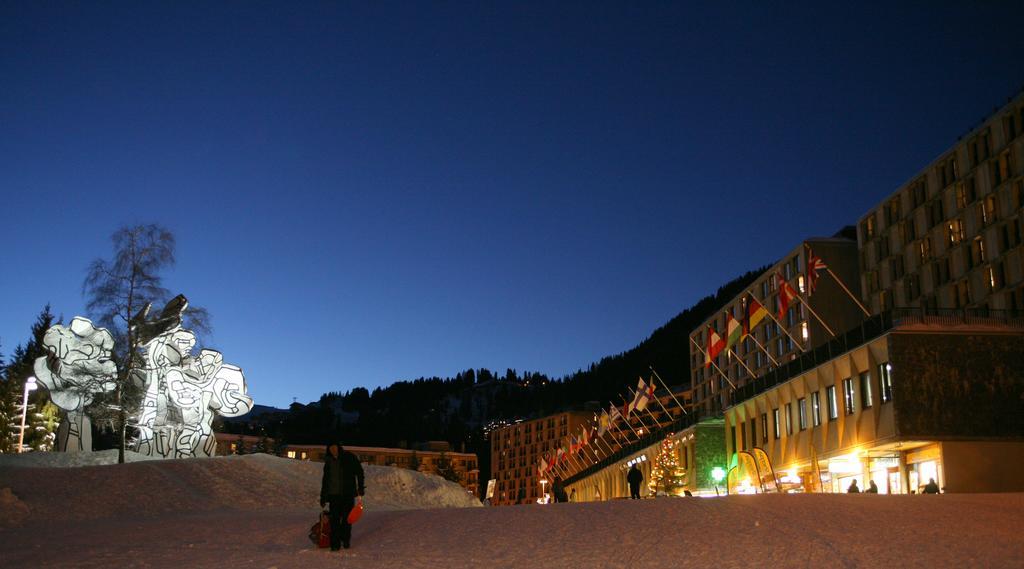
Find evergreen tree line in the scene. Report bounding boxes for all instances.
[222,266,767,476]
[0,306,61,453]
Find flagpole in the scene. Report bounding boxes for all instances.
[632,384,668,428]
[649,367,688,416]
[747,288,808,352]
[647,381,677,423]
[620,394,654,433]
[826,268,871,317]
[638,377,675,425]
[745,332,780,367]
[594,414,619,455]
[791,291,836,337]
[689,336,737,389]
[727,347,757,378]
[609,412,638,443]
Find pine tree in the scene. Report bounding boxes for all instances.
[648,437,685,496]
[0,344,15,453]
[435,451,462,483]
[2,307,60,453]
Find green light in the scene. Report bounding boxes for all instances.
[711,466,726,483]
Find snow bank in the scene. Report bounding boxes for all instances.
[0,452,479,527]
[0,448,161,468]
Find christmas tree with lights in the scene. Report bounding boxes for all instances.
[648,437,685,496]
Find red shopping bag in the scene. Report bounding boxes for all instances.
[309,510,331,548]
[347,497,364,524]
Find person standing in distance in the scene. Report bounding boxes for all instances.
[627,464,643,499]
[320,442,365,551]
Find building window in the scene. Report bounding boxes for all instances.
[860,372,873,409]
[740,422,747,450]
[761,413,768,444]
[918,238,931,263]
[811,392,821,427]
[772,408,781,440]
[749,418,757,449]
[798,398,807,431]
[826,386,838,420]
[785,403,793,435]
[731,426,737,454]
[947,219,965,246]
[879,362,893,403]
[979,194,998,226]
[970,236,987,267]
[843,378,856,415]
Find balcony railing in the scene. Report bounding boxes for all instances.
[730,307,1024,405]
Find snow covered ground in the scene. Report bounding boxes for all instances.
[2,454,1022,568]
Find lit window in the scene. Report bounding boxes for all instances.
[798,275,806,293]
[785,403,793,435]
[826,386,838,420]
[773,408,781,439]
[843,378,856,415]
[761,413,768,444]
[801,322,809,341]
[860,372,873,408]
[879,362,893,403]
[798,398,807,430]
[287,450,296,459]
[811,392,821,427]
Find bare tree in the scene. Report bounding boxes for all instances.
[83,224,210,463]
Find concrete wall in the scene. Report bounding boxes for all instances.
[942,440,1024,493]
[889,331,1024,438]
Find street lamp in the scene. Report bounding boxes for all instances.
[17,376,38,453]
[711,466,726,496]
[539,478,548,504]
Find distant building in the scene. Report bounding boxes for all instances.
[212,433,479,496]
[489,410,592,506]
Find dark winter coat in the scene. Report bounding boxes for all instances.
[320,445,366,502]
[627,466,643,487]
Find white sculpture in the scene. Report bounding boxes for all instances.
[33,317,118,452]
[34,294,253,458]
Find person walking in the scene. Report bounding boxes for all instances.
[627,464,643,499]
[923,478,940,494]
[866,480,879,493]
[551,477,568,503]
[320,442,365,551]
[847,479,860,493]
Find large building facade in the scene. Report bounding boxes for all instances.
[858,93,1024,314]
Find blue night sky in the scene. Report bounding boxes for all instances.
[2,2,1023,407]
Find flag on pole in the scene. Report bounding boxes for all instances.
[743,294,769,339]
[538,456,548,475]
[598,410,610,436]
[704,325,725,368]
[581,427,590,447]
[725,313,742,351]
[776,272,799,319]
[806,246,827,296]
[609,404,622,424]
[632,378,649,411]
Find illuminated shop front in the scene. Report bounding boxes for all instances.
[724,324,1024,495]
